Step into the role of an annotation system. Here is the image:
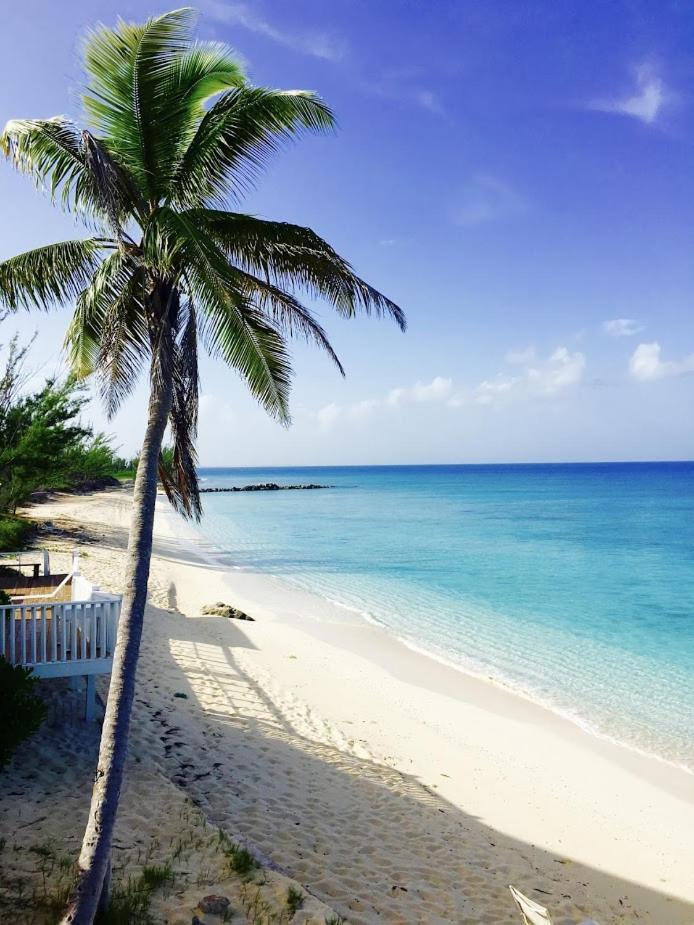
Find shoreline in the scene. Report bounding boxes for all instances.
[180,501,694,790]
[18,487,694,923]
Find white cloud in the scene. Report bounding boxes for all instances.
[310,355,584,423]
[536,347,586,394]
[387,376,453,407]
[590,61,673,125]
[629,342,694,381]
[603,318,644,337]
[470,347,585,406]
[313,377,453,427]
[202,1,345,61]
[452,174,527,226]
[472,374,520,406]
[505,345,537,365]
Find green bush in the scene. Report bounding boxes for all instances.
[0,657,46,769]
[0,516,34,551]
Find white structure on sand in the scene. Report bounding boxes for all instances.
[0,549,121,719]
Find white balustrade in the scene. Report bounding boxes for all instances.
[0,597,120,678]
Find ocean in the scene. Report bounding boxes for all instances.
[195,462,694,772]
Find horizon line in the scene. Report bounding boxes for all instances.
[196,459,694,469]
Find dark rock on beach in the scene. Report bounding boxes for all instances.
[199,482,331,493]
[198,894,231,915]
[202,601,255,621]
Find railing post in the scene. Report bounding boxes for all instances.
[72,548,81,577]
[85,675,96,722]
[43,549,50,576]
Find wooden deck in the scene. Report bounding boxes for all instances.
[0,573,73,602]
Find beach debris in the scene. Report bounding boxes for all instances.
[174,691,188,699]
[202,601,255,621]
[198,894,231,915]
[509,886,601,925]
[509,885,552,924]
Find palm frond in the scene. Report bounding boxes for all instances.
[169,87,334,208]
[1,117,140,227]
[83,7,198,201]
[155,41,245,195]
[154,206,292,422]
[159,301,201,520]
[227,265,345,375]
[0,239,105,311]
[81,129,142,234]
[65,250,149,415]
[190,209,406,330]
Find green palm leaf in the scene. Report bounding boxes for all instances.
[154,206,293,421]
[83,8,197,201]
[190,209,406,329]
[169,86,335,208]
[0,239,105,311]
[65,250,149,414]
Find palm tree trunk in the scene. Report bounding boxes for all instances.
[60,368,172,925]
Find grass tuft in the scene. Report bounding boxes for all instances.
[140,862,171,890]
[224,842,260,877]
[286,884,304,917]
[96,864,171,925]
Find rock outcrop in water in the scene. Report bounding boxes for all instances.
[199,482,330,493]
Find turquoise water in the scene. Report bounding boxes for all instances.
[196,463,694,771]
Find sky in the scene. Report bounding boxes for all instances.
[1,0,693,465]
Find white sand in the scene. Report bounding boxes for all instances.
[10,487,694,924]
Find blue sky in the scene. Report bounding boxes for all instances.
[1,0,693,464]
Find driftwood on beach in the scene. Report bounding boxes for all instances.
[199,483,331,493]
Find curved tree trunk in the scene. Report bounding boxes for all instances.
[60,368,172,925]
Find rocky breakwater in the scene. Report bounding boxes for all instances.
[199,482,331,493]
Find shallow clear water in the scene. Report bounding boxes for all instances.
[196,463,694,771]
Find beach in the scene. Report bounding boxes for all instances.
[3,485,694,924]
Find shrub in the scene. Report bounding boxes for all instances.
[0,516,34,551]
[0,657,46,768]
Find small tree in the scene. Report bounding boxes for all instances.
[0,377,91,512]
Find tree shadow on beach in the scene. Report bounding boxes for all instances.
[128,595,694,925]
[20,503,694,925]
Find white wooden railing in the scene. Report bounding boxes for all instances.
[0,598,120,678]
[0,548,50,578]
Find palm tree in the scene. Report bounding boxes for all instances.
[0,9,404,923]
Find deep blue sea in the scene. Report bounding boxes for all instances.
[196,462,694,771]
